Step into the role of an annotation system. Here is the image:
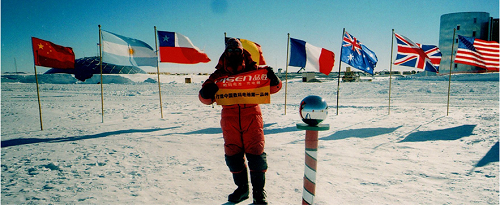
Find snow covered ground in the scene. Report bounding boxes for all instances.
[1,73,499,204]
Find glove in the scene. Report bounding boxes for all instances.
[200,83,219,99]
[266,67,280,86]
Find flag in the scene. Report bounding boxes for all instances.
[157,31,210,64]
[289,38,335,75]
[101,30,157,67]
[31,37,75,69]
[455,35,500,71]
[340,32,378,74]
[226,37,266,65]
[394,33,441,72]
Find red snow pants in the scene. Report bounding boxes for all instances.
[221,104,265,156]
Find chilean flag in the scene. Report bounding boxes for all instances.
[157,31,210,64]
[289,38,335,75]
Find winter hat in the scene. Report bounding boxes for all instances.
[225,38,243,53]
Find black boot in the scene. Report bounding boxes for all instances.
[250,172,267,205]
[246,153,268,204]
[225,154,249,203]
[228,169,249,203]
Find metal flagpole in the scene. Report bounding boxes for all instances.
[154,26,164,118]
[14,58,18,73]
[99,25,104,123]
[388,29,395,115]
[447,28,456,116]
[33,64,43,130]
[336,28,345,115]
[218,32,227,109]
[32,45,43,130]
[285,33,290,115]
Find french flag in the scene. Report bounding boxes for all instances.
[157,31,210,64]
[289,38,335,75]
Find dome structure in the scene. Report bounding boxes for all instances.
[45,56,147,81]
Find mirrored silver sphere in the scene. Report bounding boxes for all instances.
[299,95,328,126]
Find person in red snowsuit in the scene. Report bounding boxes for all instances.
[199,38,281,204]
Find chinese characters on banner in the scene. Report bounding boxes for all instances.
[215,69,271,105]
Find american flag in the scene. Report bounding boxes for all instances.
[455,35,499,71]
[394,33,441,72]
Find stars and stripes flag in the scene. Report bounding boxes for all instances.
[394,33,441,72]
[340,31,378,74]
[455,35,499,71]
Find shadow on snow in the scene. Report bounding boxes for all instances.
[1,127,178,148]
[264,126,300,135]
[398,124,499,168]
[162,127,223,136]
[162,123,298,136]
[288,126,402,145]
[320,126,403,141]
[474,141,499,168]
[398,124,476,143]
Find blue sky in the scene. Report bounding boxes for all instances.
[1,0,498,74]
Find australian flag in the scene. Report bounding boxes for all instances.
[340,31,378,75]
[394,33,441,72]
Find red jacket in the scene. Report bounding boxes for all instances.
[200,47,281,156]
[199,49,282,106]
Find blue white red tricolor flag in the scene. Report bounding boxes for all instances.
[340,31,378,74]
[455,35,499,71]
[394,33,441,73]
[289,38,335,75]
[157,31,210,64]
[101,30,157,67]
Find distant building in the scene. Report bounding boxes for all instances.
[439,12,499,73]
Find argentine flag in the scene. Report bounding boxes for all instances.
[101,30,157,67]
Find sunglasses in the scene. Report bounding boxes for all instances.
[227,48,242,53]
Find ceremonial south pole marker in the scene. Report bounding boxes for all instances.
[297,95,329,205]
[297,123,330,205]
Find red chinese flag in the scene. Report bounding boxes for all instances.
[32,37,75,69]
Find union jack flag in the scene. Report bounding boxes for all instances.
[394,33,441,72]
[343,32,362,55]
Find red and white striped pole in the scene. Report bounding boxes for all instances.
[297,123,329,205]
[303,129,318,204]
